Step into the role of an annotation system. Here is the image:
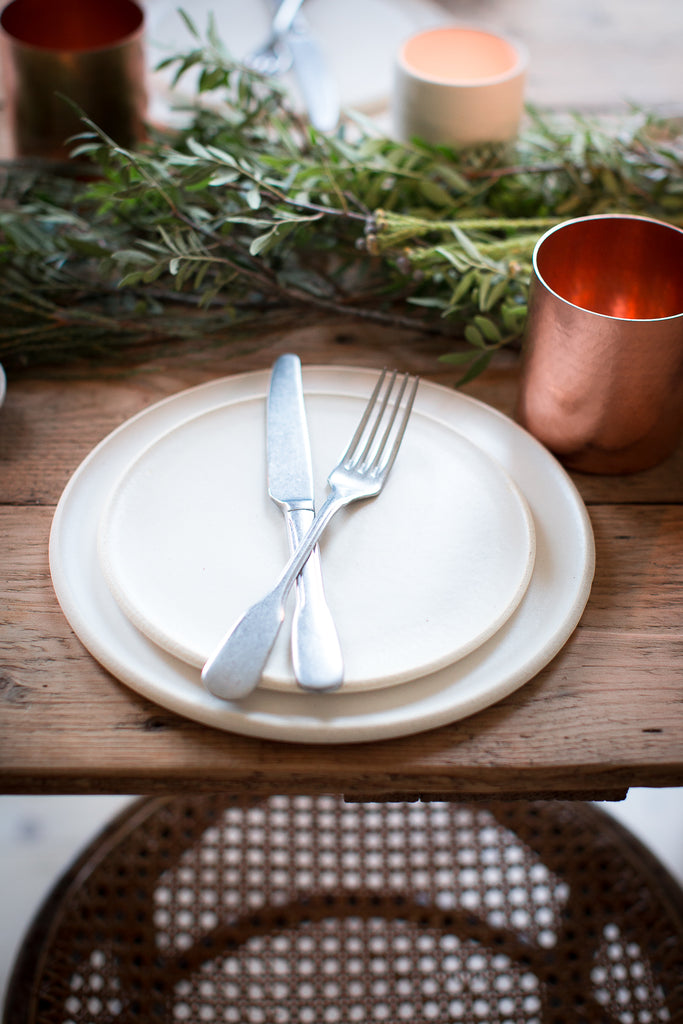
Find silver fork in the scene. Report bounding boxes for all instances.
[202,370,419,701]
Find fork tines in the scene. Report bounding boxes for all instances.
[344,369,419,477]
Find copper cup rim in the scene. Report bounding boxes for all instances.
[0,0,145,54]
[532,213,683,325]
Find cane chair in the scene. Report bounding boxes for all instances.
[4,795,683,1023]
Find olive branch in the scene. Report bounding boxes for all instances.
[0,11,681,378]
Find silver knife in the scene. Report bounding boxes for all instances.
[269,0,340,132]
[283,22,340,132]
[271,0,306,35]
[267,353,344,690]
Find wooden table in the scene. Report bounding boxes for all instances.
[1,323,682,801]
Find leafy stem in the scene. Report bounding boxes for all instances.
[0,17,681,377]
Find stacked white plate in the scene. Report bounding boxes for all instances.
[49,366,595,743]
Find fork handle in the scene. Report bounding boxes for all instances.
[201,491,345,700]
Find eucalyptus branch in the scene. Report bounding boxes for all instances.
[0,18,681,375]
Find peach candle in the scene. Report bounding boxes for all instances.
[393,26,527,148]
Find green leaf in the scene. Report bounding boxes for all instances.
[199,67,227,92]
[464,324,486,348]
[449,224,502,271]
[501,303,528,332]
[209,171,240,186]
[473,315,502,343]
[479,277,509,311]
[186,137,214,161]
[450,268,478,305]
[476,274,493,311]
[419,180,455,207]
[246,188,262,210]
[206,12,224,52]
[248,219,298,256]
[112,249,157,266]
[406,296,449,309]
[456,352,492,385]
[439,349,482,365]
[436,166,471,193]
[249,230,276,256]
[177,9,200,40]
[434,246,471,274]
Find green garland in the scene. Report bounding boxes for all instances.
[0,12,682,377]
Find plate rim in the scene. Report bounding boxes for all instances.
[49,365,595,743]
[95,388,537,692]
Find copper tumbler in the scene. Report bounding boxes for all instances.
[516,214,683,474]
[0,0,147,159]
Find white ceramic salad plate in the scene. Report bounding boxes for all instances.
[97,388,535,692]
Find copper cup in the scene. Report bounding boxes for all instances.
[0,0,147,159]
[516,214,683,474]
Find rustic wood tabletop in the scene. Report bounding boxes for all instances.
[1,323,682,800]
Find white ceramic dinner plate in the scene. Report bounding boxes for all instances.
[97,392,535,692]
[49,367,595,743]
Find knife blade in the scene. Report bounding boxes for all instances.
[268,0,340,132]
[271,0,306,35]
[283,22,340,132]
[267,353,344,690]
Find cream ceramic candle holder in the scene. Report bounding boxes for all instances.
[393,25,527,148]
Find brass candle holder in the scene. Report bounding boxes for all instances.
[0,0,147,159]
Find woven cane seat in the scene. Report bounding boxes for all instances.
[4,795,683,1023]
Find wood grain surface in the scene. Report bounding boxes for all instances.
[1,323,682,798]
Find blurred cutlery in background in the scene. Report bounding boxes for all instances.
[247,0,340,130]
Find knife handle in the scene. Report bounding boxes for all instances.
[286,507,344,691]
